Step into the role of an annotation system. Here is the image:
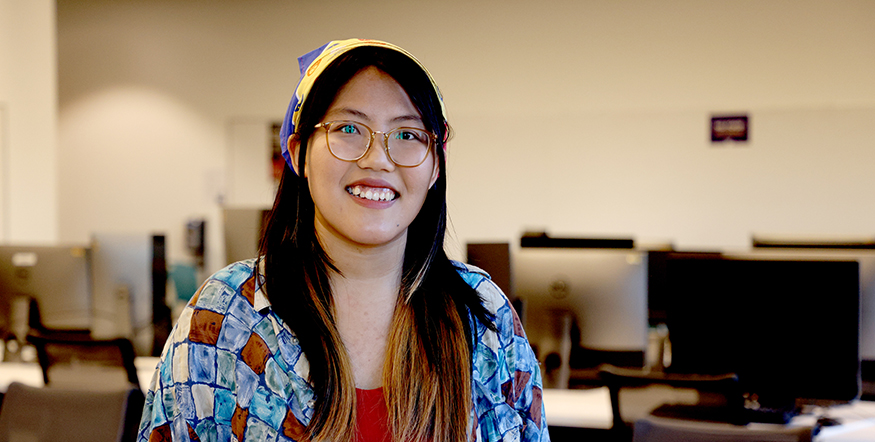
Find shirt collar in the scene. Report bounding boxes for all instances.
[253,258,272,313]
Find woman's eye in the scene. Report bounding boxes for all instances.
[394,130,422,142]
[339,124,357,134]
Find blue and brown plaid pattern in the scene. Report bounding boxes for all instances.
[137,259,548,442]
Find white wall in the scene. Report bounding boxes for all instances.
[54,0,875,271]
[0,0,57,243]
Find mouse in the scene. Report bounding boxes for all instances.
[816,415,842,427]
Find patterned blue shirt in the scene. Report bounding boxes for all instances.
[137,259,549,441]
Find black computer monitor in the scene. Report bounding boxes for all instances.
[746,244,875,400]
[466,242,511,296]
[746,243,875,363]
[663,256,860,410]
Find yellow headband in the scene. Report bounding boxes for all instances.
[280,39,447,171]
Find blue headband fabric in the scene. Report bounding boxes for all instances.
[278,42,328,171]
[278,39,446,174]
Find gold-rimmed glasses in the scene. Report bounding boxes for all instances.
[314,120,436,167]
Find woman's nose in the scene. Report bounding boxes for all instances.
[357,132,395,171]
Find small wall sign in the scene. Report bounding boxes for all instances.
[711,115,749,143]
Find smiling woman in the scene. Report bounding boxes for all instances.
[137,39,548,442]
[293,66,439,251]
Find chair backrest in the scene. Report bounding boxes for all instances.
[599,365,747,441]
[601,366,745,423]
[0,382,145,442]
[633,416,813,442]
[27,334,139,390]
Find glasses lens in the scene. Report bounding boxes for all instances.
[386,128,432,166]
[325,121,370,161]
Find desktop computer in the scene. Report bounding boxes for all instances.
[90,233,169,357]
[0,245,93,361]
[662,255,860,422]
[511,241,649,388]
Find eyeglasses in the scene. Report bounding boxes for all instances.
[314,120,436,167]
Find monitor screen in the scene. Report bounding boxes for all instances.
[0,245,93,333]
[90,233,155,356]
[663,256,860,408]
[743,247,875,361]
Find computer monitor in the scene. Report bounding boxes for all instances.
[90,233,157,356]
[512,246,649,387]
[663,256,860,411]
[466,242,511,296]
[0,245,93,334]
[745,244,875,361]
[746,244,875,400]
[224,208,270,265]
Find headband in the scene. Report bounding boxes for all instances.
[279,38,447,173]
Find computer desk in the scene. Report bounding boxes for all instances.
[542,387,875,442]
[0,357,160,392]
[4,363,873,441]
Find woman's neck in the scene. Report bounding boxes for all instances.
[320,229,406,303]
[317,229,406,389]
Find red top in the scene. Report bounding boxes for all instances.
[355,387,392,442]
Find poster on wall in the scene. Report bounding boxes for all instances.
[711,115,749,144]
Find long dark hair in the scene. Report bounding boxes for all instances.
[259,47,493,442]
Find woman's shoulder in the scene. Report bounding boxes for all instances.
[169,258,271,356]
[202,258,260,293]
[451,260,509,316]
[188,258,262,314]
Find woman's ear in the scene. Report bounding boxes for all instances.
[288,134,303,176]
[428,151,440,189]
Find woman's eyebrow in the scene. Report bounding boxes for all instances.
[391,115,424,125]
[324,107,369,120]
[324,108,424,126]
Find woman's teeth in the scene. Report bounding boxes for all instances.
[347,185,396,202]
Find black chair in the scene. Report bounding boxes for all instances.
[27,334,139,390]
[599,365,816,442]
[632,416,813,442]
[599,365,746,440]
[0,381,144,442]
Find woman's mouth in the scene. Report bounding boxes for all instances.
[346,185,398,202]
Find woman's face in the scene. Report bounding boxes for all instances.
[292,66,439,250]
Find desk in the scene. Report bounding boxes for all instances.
[542,388,875,442]
[544,387,613,429]
[4,369,873,440]
[795,401,875,442]
[0,357,160,392]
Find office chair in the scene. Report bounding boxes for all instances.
[27,334,139,390]
[632,416,813,442]
[599,365,746,440]
[600,366,815,442]
[0,381,144,442]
